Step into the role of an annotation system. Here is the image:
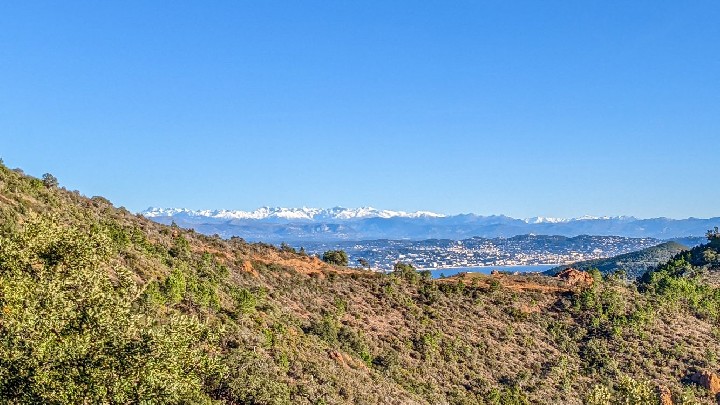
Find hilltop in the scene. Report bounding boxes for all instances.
[2,163,720,404]
[641,234,720,288]
[546,241,690,279]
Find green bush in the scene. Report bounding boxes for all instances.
[215,350,292,405]
[322,250,348,266]
[393,262,419,282]
[41,173,59,188]
[230,286,259,315]
[307,313,340,343]
[586,375,657,405]
[0,217,222,403]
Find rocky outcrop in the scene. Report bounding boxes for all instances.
[657,385,673,405]
[329,350,349,369]
[241,260,259,277]
[328,350,367,371]
[690,370,720,396]
[555,268,594,287]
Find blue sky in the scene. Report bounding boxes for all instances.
[1,1,718,219]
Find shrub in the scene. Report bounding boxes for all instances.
[0,217,222,403]
[322,250,348,266]
[230,287,258,315]
[280,242,296,254]
[393,262,419,281]
[216,350,292,404]
[41,173,58,188]
[307,313,340,343]
[586,375,657,404]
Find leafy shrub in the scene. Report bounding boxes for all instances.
[0,217,222,403]
[586,375,657,404]
[280,242,296,254]
[322,250,348,266]
[230,286,259,315]
[307,313,340,343]
[393,262,419,282]
[215,350,292,405]
[41,173,58,188]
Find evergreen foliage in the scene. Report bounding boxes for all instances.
[322,249,348,266]
[1,162,720,404]
[547,241,689,279]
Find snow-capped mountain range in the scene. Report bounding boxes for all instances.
[142,207,631,223]
[522,215,633,224]
[140,206,719,243]
[141,206,446,221]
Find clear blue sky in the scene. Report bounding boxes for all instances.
[1,1,718,219]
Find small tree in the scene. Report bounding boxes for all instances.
[41,173,58,188]
[393,262,418,281]
[707,227,720,244]
[703,249,717,264]
[280,243,296,254]
[357,258,369,269]
[322,250,348,266]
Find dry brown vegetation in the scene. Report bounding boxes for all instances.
[2,164,720,404]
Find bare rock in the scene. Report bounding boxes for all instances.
[329,350,349,369]
[241,260,259,277]
[555,268,594,287]
[657,385,673,405]
[690,370,720,395]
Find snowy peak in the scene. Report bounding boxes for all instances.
[141,207,642,224]
[523,217,571,224]
[141,207,640,223]
[141,206,447,221]
[522,215,636,224]
[140,207,717,242]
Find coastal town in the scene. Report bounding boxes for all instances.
[298,235,666,271]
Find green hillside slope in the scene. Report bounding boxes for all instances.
[1,163,720,404]
[547,241,689,279]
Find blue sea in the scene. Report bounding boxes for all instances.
[427,264,558,279]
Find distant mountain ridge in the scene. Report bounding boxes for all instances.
[523,215,634,224]
[141,207,719,242]
[143,207,632,223]
[142,206,446,221]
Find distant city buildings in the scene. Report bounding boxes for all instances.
[297,235,664,271]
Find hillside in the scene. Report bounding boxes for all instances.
[2,163,720,404]
[641,235,720,288]
[546,241,690,279]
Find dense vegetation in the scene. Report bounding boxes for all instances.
[322,250,349,266]
[1,162,720,404]
[547,241,689,279]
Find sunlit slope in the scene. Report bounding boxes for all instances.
[1,163,719,404]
